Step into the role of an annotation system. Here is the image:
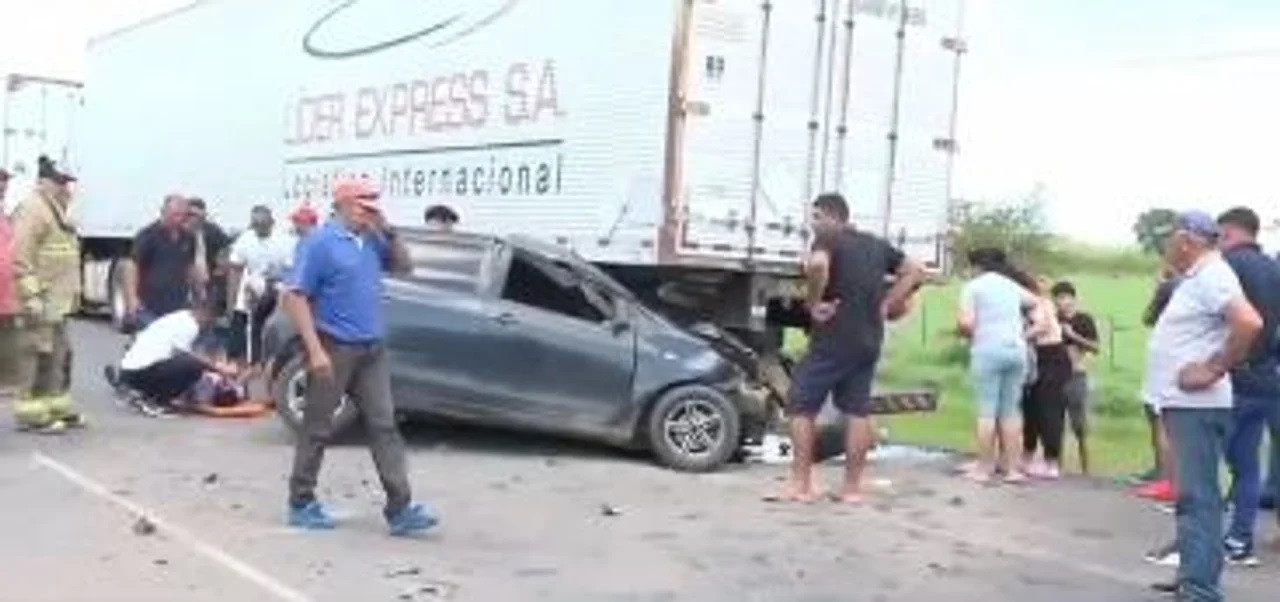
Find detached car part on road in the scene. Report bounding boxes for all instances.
[262,231,775,472]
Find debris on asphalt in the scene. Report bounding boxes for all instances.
[153,558,169,566]
[111,488,132,497]
[202,472,219,485]
[948,495,966,507]
[384,566,423,578]
[229,503,244,511]
[599,504,622,517]
[132,516,157,536]
[543,457,559,468]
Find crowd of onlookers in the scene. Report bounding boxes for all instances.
[958,207,1280,601]
[101,195,461,418]
[0,159,461,422]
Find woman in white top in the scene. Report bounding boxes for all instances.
[1011,272,1071,479]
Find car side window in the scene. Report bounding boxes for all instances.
[403,239,488,293]
[501,254,614,323]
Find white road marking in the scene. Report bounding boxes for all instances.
[31,452,313,602]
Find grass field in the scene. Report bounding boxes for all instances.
[787,272,1160,477]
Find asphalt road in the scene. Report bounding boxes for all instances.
[0,321,1277,602]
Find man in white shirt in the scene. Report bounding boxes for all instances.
[108,302,235,417]
[226,206,295,368]
[1145,211,1262,601]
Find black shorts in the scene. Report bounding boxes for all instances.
[788,349,879,417]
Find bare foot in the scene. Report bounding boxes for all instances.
[1003,471,1028,485]
[832,489,865,505]
[762,482,821,503]
[963,468,993,485]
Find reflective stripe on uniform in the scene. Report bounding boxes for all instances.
[17,275,42,297]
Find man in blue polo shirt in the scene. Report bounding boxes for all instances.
[283,176,438,536]
[1215,207,1280,566]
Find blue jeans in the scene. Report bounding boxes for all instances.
[1164,407,1231,602]
[1267,433,1279,505]
[1226,393,1280,546]
[969,344,1028,420]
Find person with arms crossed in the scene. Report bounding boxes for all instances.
[1146,211,1261,601]
[1052,281,1100,475]
[283,177,438,536]
[775,193,925,503]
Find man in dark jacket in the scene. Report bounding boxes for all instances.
[1216,207,1280,566]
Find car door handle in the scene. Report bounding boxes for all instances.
[491,312,518,326]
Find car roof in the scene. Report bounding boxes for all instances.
[400,227,577,261]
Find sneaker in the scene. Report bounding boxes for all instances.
[387,503,440,537]
[1145,541,1180,567]
[129,395,176,419]
[287,500,336,530]
[1224,537,1260,567]
[103,365,128,396]
[1136,479,1176,503]
[18,419,67,435]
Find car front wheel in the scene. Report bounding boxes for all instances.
[646,385,741,472]
[271,353,360,436]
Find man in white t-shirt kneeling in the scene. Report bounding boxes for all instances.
[108,302,236,417]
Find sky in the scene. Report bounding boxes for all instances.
[2,0,1278,245]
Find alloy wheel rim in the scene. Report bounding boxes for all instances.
[662,398,724,457]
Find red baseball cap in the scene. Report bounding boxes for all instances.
[332,176,380,212]
[290,202,319,226]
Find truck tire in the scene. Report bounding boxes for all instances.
[646,384,741,472]
[271,352,360,437]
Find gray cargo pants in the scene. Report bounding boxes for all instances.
[288,337,412,518]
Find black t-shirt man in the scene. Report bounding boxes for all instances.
[808,227,905,360]
[1061,312,1099,372]
[133,221,197,317]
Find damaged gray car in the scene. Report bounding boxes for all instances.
[261,230,776,472]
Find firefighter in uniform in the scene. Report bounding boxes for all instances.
[11,156,86,432]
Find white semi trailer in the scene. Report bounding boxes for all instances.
[1,73,82,214]
[73,0,966,359]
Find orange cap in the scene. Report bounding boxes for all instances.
[332,176,380,211]
[290,202,319,226]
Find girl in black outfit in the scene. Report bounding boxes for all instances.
[1004,270,1071,478]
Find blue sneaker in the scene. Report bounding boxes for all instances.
[288,500,336,530]
[387,503,439,537]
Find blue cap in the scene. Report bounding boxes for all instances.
[1175,210,1220,242]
